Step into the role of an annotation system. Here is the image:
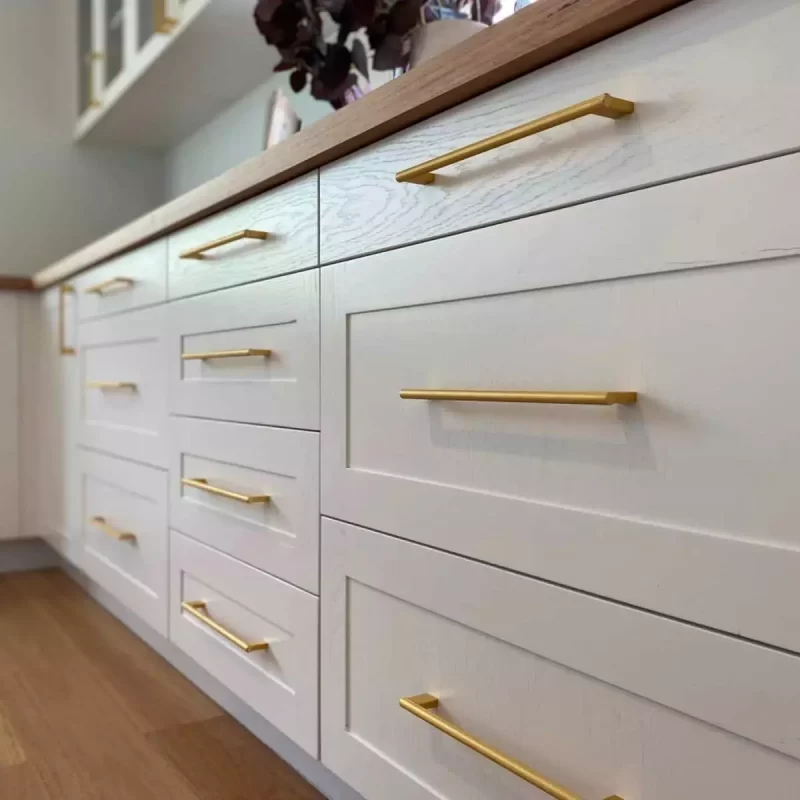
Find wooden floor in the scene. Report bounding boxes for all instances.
[0,569,325,799]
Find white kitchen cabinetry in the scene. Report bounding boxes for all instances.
[0,295,20,541]
[321,152,800,655]
[321,518,800,800]
[76,0,279,149]
[31,286,81,562]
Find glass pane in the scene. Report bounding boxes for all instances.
[137,0,154,50]
[105,0,124,87]
[78,0,93,114]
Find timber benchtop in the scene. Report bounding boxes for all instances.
[31,0,687,290]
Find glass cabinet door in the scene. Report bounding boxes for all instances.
[104,0,125,87]
[78,0,98,114]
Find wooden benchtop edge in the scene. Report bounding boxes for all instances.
[33,0,688,289]
[0,276,35,292]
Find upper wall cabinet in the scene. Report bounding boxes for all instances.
[76,0,278,150]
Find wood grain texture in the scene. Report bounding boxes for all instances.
[0,277,34,292]
[320,0,800,262]
[32,0,688,289]
[0,569,324,800]
[147,716,324,800]
[321,152,800,654]
[321,518,800,800]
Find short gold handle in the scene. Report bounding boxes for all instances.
[400,389,637,405]
[401,694,623,800]
[58,284,75,356]
[89,516,136,542]
[85,277,134,295]
[181,348,272,361]
[87,381,138,391]
[396,93,634,185]
[181,601,269,653]
[179,229,269,260]
[181,477,270,505]
[86,52,103,109]
[154,0,178,33]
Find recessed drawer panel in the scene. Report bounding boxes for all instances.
[320,0,800,262]
[80,449,168,635]
[170,531,318,756]
[322,518,800,800]
[75,239,167,321]
[168,271,319,430]
[167,173,317,300]
[170,417,319,593]
[321,153,800,653]
[80,305,167,467]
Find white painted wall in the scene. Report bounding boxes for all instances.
[164,58,395,200]
[0,295,19,541]
[0,0,164,276]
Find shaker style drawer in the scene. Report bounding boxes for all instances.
[170,416,319,593]
[79,305,167,467]
[321,152,800,653]
[80,449,168,635]
[170,531,318,756]
[167,173,317,300]
[168,270,319,430]
[74,239,167,321]
[320,0,800,262]
[322,518,800,800]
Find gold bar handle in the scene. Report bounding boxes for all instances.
[400,694,623,800]
[85,277,134,295]
[179,229,269,260]
[59,284,76,356]
[396,93,634,185]
[181,601,269,653]
[87,381,138,391]
[400,389,637,405]
[181,477,270,505]
[89,516,136,543]
[154,0,178,33]
[181,348,272,361]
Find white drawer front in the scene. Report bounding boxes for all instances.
[75,239,167,320]
[168,271,319,430]
[80,449,168,635]
[320,0,800,262]
[168,173,317,300]
[80,305,167,467]
[322,153,800,653]
[170,417,319,593]
[322,519,800,800]
[170,531,318,756]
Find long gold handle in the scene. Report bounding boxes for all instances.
[89,516,136,542]
[181,477,270,505]
[400,694,623,800]
[87,381,138,390]
[85,277,134,295]
[181,348,272,361]
[179,229,269,260]
[87,51,103,109]
[181,601,269,653]
[58,284,75,356]
[396,93,634,185]
[400,389,637,405]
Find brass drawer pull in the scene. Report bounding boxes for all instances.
[400,389,637,405]
[401,694,623,800]
[181,477,271,505]
[87,381,138,391]
[181,601,269,653]
[154,0,178,33]
[59,284,75,356]
[181,348,272,361]
[85,277,134,295]
[89,516,136,543]
[396,93,635,185]
[179,229,269,260]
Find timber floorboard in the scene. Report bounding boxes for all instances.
[0,569,325,800]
